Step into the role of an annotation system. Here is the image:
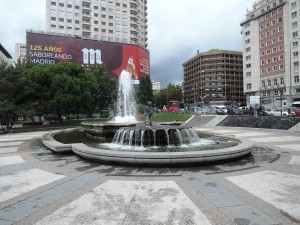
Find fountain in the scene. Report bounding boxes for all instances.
[43,70,255,165]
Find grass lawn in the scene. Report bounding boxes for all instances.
[152,113,192,122]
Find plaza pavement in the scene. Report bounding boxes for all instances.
[0,125,300,225]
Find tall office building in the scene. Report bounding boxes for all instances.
[241,0,300,108]
[183,49,245,105]
[46,0,148,48]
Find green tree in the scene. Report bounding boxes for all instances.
[154,84,183,109]
[137,75,153,105]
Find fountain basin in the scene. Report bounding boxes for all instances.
[42,129,254,165]
[81,122,139,140]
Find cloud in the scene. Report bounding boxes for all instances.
[148,0,254,87]
[0,0,45,58]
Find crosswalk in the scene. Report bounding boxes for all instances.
[0,128,299,225]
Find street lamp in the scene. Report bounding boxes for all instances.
[290,38,300,119]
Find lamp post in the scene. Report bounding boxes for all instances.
[290,38,300,119]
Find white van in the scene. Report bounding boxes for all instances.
[214,105,227,113]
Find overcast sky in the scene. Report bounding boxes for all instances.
[0,0,254,88]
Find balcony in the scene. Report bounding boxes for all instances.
[130,8,138,14]
[129,0,138,7]
[82,20,91,25]
[82,0,91,3]
[130,14,138,22]
[82,5,91,11]
[130,21,138,28]
[130,29,138,35]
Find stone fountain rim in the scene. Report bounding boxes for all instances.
[42,128,255,165]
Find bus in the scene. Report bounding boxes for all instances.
[166,100,180,112]
[292,101,300,117]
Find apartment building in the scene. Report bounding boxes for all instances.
[15,43,27,62]
[241,0,300,108]
[46,0,148,48]
[0,44,13,65]
[183,49,245,105]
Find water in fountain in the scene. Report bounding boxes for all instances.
[100,125,216,152]
[113,70,138,123]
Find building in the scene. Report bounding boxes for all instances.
[241,0,300,109]
[15,43,27,62]
[151,80,161,94]
[0,43,13,65]
[46,0,148,49]
[183,49,245,105]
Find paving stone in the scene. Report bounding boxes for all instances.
[27,188,72,205]
[219,205,281,225]
[0,218,14,225]
[53,179,89,192]
[0,201,47,222]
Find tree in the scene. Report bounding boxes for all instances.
[137,75,153,105]
[154,84,183,109]
[88,63,117,113]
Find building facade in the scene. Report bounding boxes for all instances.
[241,0,300,108]
[46,0,148,48]
[15,43,27,62]
[0,44,13,65]
[183,49,245,105]
[151,80,161,94]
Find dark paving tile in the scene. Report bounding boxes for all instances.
[27,188,71,205]
[203,191,248,207]
[220,205,281,225]
[0,218,14,225]
[0,201,47,222]
[53,179,87,192]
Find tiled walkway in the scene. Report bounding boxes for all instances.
[0,127,299,225]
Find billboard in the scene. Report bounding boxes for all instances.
[26,32,150,80]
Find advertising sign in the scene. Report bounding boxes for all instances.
[26,32,150,80]
[250,96,260,106]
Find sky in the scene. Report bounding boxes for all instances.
[0,0,254,88]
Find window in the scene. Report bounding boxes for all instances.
[279,45,284,51]
[272,10,276,16]
[272,20,276,25]
[123,4,127,7]
[246,55,251,60]
[272,29,276,35]
[59,25,64,29]
[272,47,277,53]
[293,51,299,57]
[266,49,271,55]
[293,41,299,47]
[59,3,64,7]
[94,6,98,9]
[67,4,72,8]
[109,30,113,33]
[278,26,283,32]
[280,77,284,85]
[291,2,297,8]
[51,2,56,5]
[266,40,270,46]
[246,72,251,77]
[75,6,79,9]
[94,28,98,31]
[245,31,250,36]
[67,19,72,23]
[102,15,106,18]
[260,42,265,48]
[272,38,277,44]
[292,21,297,28]
[273,66,278,71]
[278,35,283,41]
[279,55,284,60]
[109,23,113,26]
[260,25,264,31]
[279,64,284,70]
[268,80,271,86]
[245,39,250,44]
[51,17,56,21]
[94,13,98,17]
[260,34,264,39]
[109,16,113,19]
[246,83,252,90]
[293,61,299,67]
[261,51,265,56]
[293,31,298,38]
[261,68,266,74]
[277,7,282,13]
[262,81,266,87]
[101,29,106,32]
[261,60,265,65]
[274,79,278,85]
[246,63,251,68]
[246,47,251,52]
[278,17,282,23]
[51,24,56,28]
[59,18,64,22]
[267,58,271,64]
[266,22,270,28]
[267,67,271,73]
[266,31,270,37]
[292,11,297,19]
[294,76,299,83]
[273,56,277,62]
[101,21,105,25]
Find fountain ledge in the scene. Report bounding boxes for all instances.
[42,130,255,165]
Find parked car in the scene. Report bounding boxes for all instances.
[216,108,226,115]
[215,106,227,114]
[266,108,294,117]
[227,108,242,115]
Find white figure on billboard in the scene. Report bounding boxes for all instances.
[125,57,138,80]
[81,48,102,65]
